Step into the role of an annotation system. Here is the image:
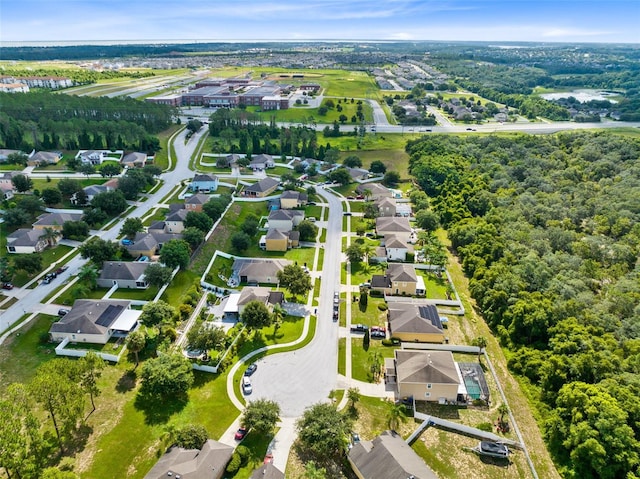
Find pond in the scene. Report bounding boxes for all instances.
[540,89,619,103]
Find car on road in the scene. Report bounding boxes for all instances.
[234,427,248,440]
[244,363,257,376]
[350,324,369,333]
[334,292,340,304]
[346,196,355,200]
[359,282,371,289]
[55,266,68,275]
[2,282,14,290]
[242,376,253,395]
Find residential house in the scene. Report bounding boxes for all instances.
[0,171,15,199]
[371,263,418,296]
[385,350,461,403]
[27,151,62,167]
[121,152,148,168]
[356,183,392,200]
[143,439,233,479]
[153,207,188,234]
[190,173,219,193]
[237,286,284,314]
[76,150,107,166]
[0,83,29,93]
[260,229,300,252]
[375,216,412,243]
[243,177,279,198]
[348,430,438,479]
[126,231,183,258]
[0,149,23,162]
[382,234,413,262]
[218,153,242,168]
[33,212,83,231]
[249,153,275,171]
[375,197,397,217]
[267,209,305,231]
[346,167,370,182]
[49,299,141,344]
[250,463,285,479]
[279,190,308,209]
[97,261,151,289]
[185,193,210,213]
[387,303,445,343]
[6,228,49,254]
[72,178,118,205]
[233,258,292,284]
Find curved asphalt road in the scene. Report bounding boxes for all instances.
[248,186,343,417]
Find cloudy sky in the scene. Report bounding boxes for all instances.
[2,0,638,44]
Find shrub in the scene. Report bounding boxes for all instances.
[236,445,250,465]
[476,422,493,432]
[378,303,388,311]
[381,339,394,347]
[226,452,241,473]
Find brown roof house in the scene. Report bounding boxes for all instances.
[237,286,284,314]
[33,212,83,231]
[143,439,233,479]
[381,234,413,262]
[279,190,308,209]
[121,152,149,168]
[385,350,461,403]
[27,151,62,167]
[356,183,392,201]
[250,463,285,479]
[126,231,183,258]
[6,228,50,254]
[371,263,418,296]
[267,209,305,231]
[233,258,291,284]
[260,228,300,252]
[185,193,210,212]
[348,430,438,479]
[49,299,141,345]
[375,197,397,217]
[97,261,151,289]
[243,177,279,198]
[375,216,412,243]
[387,303,445,343]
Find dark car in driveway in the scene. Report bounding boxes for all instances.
[244,363,257,376]
[2,282,14,290]
[350,324,369,333]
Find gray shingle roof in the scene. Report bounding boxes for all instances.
[376,216,411,234]
[348,430,438,479]
[245,177,279,194]
[143,439,234,479]
[50,299,131,335]
[395,350,459,385]
[33,212,82,227]
[99,261,150,281]
[388,303,443,335]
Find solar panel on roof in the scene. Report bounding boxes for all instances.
[95,305,123,327]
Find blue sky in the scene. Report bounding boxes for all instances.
[1,0,638,44]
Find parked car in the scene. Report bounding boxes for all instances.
[244,363,257,376]
[263,453,274,464]
[58,309,70,316]
[344,212,352,216]
[346,196,355,200]
[371,326,386,339]
[360,282,371,289]
[121,239,133,245]
[2,282,14,290]
[333,310,339,321]
[242,376,253,395]
[350,324,369,333]
[55,266,68,275]
[234,427,248,440]
[334,292,340,304]
[356,195,364,200]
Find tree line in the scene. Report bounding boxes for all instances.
[0,92,176,152]
[407,132,640,479]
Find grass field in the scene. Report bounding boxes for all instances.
[351,338,397,382]
[155,124,184,170]
[248,100,373,124]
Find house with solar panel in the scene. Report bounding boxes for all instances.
[49,299,141,344]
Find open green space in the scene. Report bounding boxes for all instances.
[0,313,58,391]
[247,100,373,124]
[160,269,200,305]
[350,261,385,286]
[236,314,305,359]
[337,148,410,176]
[350,296,387,328]
[351,338,397,383]
[155,124,184,170]
[338,337,346,376]
[62,336,126,354]
[418,270,450,300]
[111,286,160,301]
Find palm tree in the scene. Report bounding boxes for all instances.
[386,400,408,431]
[78,265,98,290]
[347,387,361,410]
[472,336,488,360]
[39,226,60,248]
[363,188,372,201]
[271,303,285,338]
[126,330,146,367]
[361,243,375,264]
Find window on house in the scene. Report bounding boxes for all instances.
[425,392,431,398]
[427,383,432,389]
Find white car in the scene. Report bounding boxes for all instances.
[242,376,253,395]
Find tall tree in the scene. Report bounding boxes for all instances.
[241,301,272,330]
[277,264,312,300]
[11,174,33,193]
[241,398,281,437]
[120,217,144,239]
[160,239,191,270]
[143,263,174,288]
[140,354,194,397]
[296,403,352,459]
[38,227,60,248]
[386,400,408,431]
[126,330,146,367]
[78,351,105,415]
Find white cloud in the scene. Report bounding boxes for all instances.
[541,28,614,38]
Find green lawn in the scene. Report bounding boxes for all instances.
[142,207,169,226]
[305,205,323,219]
[207,202,269,254]
[155,124,184,170]
[62,336,125,354]
[418,270,450,300]
[0,313,58,392]
[228,430,274,479]
[338,337,346,376]
[111,286,160,301]
[248,100,373,125]
[203,253,233,287]
[351,338,397,383]
[236,314,305,359]
[350,262,386,286]
[351,296,387,328]
[160,270,200,305]
[10,244,73,287]
[56,286,109,306]
[337,149,410,177]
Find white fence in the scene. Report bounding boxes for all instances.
[54,337,125,363]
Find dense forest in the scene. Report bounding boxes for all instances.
[0,92,177,152]
[406,132,640,479]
